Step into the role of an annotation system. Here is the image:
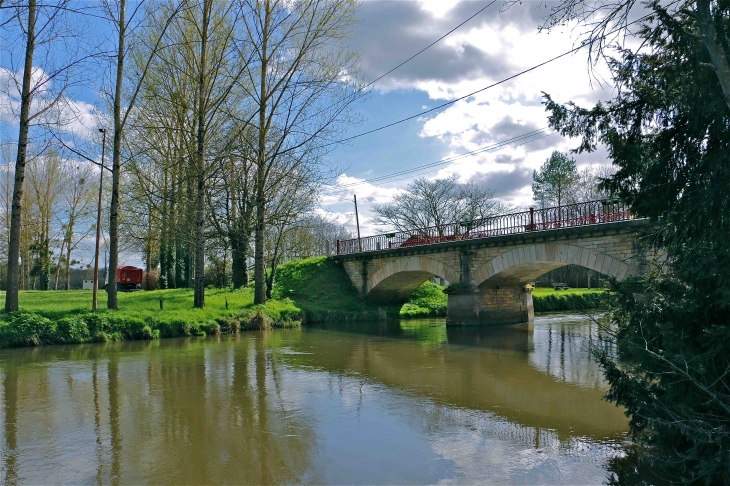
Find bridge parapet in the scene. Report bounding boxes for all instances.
[337,199,631,255]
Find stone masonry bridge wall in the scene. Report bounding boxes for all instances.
[334,220,651,326]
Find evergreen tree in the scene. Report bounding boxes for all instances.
[544,2,730,482]
[531,151,579,208]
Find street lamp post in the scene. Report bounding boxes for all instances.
[92,129,106,312]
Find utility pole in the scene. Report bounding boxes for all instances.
[354,194,362,252]
[92,129,106,311]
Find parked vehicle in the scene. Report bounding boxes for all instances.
[108,266,144,291]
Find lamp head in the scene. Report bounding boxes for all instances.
[99,128,105,133]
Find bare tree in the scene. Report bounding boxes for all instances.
[207,135,257,289]
[25,149,64,290]
[574,164,616,202]
[101,0,186,308]
[1,0,89,309]
[371,175,505,234]
[54,161,96,290]
[263,164,319,299]
[240,0,364,305]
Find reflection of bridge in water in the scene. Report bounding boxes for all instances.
[295,318,627,441]
[334,200,650,326]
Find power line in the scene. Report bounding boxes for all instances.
[364,1,496,89]
[322,128,553,195]
[326,128,549,190]
[321,13,652,150]
[366,132,553,188]
[307,1,496,129]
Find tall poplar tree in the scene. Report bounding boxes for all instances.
[240,0,364,305]
[2,0,84,310]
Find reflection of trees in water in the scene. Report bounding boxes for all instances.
[530,317,617,388]
[0,322,628,483]
[2,366,19,484]
[0,337,317,484]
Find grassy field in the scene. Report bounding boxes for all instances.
[532,287,605,298]
[0,287,301,349]
[3,287,301,325]
[8,287,259,321]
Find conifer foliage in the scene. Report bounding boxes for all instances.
[544,2,730,482]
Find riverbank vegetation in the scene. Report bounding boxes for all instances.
[0,287,301,349]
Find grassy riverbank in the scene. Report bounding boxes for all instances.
[273,256,394,321]
[0,287,301,349]
[0,256,607,349]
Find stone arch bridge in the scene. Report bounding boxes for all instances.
[333,207,650,326]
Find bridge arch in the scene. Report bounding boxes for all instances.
[365,256,460,304]
[473,243,633,287]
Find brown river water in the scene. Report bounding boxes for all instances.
[0,313,629,484]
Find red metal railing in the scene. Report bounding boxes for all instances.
[336,199,631,255]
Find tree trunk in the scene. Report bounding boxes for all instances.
[54,237,66,290]
[254,1,270,305]
[696,0,730,113]
[160,172,169,289]
[175,169,185,288]
[5,0,36,312]
[266,258,276,300]
[193,0,210,308]
[65,238,72,290]
[231,237,245,289]
[107,0,126,310]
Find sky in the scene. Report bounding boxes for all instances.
[318,0,626,237]
[0,0,642,265]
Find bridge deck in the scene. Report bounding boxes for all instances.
[337,199,634,256]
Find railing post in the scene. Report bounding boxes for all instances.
[529,207,534,231]
[336,239,340,255]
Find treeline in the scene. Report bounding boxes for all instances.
[0,149,98,291]
[2,0,360,307]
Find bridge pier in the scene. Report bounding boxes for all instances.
[446,285,534,328]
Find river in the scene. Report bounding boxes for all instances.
[0,313,629,484]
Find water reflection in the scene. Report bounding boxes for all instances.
[0,314,629,484]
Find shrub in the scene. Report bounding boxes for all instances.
[56,317,91,344]
[400,281,447,317]
[533,292,605,312]
[117,317,150,340]
[84,314,111,336]
[0,313,57,347]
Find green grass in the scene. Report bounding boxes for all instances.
[532,287,605,298]
[0,287,301,349]
[10,287,252,321]
[273,256,393,322]
[399,281,448,317]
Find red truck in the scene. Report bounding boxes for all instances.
[113,265,144,291]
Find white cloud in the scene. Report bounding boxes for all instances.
[0,66,98,141]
